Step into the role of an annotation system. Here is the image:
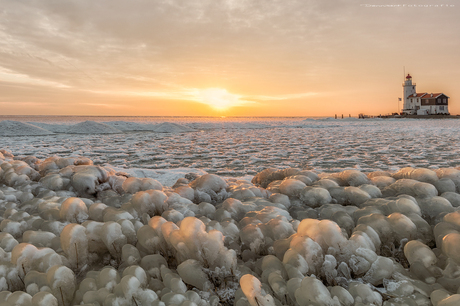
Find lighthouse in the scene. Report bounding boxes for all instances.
[402,74,416,115]
[401,73,450,115]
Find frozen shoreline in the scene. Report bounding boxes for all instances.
[1,150,460,305]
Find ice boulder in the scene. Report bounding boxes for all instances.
[442,232,460,265]
[39,174,69,191]
[404,240,437,269]
[100,221,128,260]
[288,235,324,275]
[297,219,347,252]
[434,178,456,194]
[240,274,275,306]
[362,256,394,285]
[313,179,339,190]
[131,190,168,216]
[46,265,76,306]
[382,179,438,198]
[393,167,439,184]
[251,168,300,188]
[177,259,213,291]
[441,192,460,207]
[387,212,417,243]
[338,170,370,186]
[60,224,88,270]
[5,291,32,305]
[382,196,421,216]
[31,292,58,306]
[122,177,162,194]
[70,166,109,197]
[299,187,332,208]
[22,230,56,248]
[348,282,382,305]
[59,197,89,223]
[190,174,228,204]
[370,175,396,188]
[437,168,460,192]
[0,232,19,252]
[169,217,236,270]
[418,196,454,223]
[294,276,340,306]
[279,179,306,197]
[344,186,372,206]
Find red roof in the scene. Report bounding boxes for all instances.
[410,93,427,98]
[406,74,412,79]
[407,92,447,99]
[423,93,443,99]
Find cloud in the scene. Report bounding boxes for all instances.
[0,66,70,89]
[0,0,459,114]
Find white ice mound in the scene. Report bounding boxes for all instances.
[151,122,194,133]
[0,120,54,136]
[66,121,122,134]
[103,121,152,131]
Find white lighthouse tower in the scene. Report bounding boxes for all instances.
[402,74,416,114]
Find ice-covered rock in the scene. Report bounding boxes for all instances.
[59,197,89,223]
[299,187,332,208]
[393,167,439,184]
[240,274,275,306]
[131,189,168,216]
[294,276,340,306]
[60,223,88,270]
[122,177,163,194]
[279,179,306,197]
[190,174,228,204]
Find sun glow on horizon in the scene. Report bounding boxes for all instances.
[198,88,246,111]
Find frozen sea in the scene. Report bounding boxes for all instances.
[1,116,460,181]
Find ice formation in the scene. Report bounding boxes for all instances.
[2,150,460,305]
[0,120,194,136]
[151,122,195,133]
[65,121,123,134]
[0,121,54,136]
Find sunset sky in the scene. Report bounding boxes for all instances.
[0,0,459,116]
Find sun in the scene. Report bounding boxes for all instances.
[198,88,241,111]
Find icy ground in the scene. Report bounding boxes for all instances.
[1,117,460,177]
[2,117,460,306]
